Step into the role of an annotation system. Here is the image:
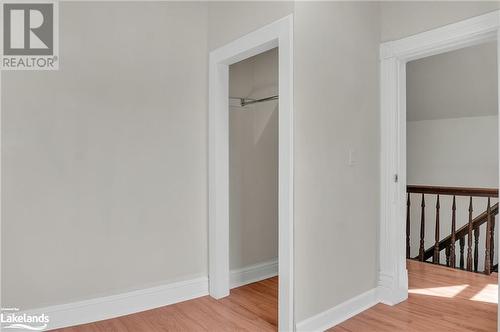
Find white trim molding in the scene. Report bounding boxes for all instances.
[497,20,500,332]
[230,259,279,289]
[208,15,294,331]
[379,10,500,306]
[380,11,500,61]
[20,277,208,331]
[296,288,380,332]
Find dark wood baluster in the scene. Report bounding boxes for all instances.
[466,197,473,271]
[459,237,465,270]
[445,246,450,267]
[406,193,411,259]
[419,194,425,261]
[491,215,495,267]
[474,226,479,272]
[449,196,457,268]
[433,195,440,264]
[485,198,492,275]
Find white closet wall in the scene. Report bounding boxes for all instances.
[229,48,279,271]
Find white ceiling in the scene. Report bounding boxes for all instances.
[407,41,498,122]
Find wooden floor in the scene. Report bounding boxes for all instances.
[54,277,278,332]
[55,260,498,331]
[331,260,498,332]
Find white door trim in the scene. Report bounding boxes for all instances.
[497,22,500,332]
[208,15,294,331]
[379,10,500,306]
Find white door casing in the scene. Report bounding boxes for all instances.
[208,15,294,331]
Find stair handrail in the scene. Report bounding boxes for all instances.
[407,185,498,198]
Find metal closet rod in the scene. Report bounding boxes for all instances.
[230,95,279,107]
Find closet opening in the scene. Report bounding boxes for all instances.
[227,47,279,327]
[208,16,294,330]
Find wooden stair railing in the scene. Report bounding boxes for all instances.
[407,185,498,275]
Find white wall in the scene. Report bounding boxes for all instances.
[407,42,498,121]
[228,48,278,270]
[408,117,498,188]
[407,116,498,270]
[2,2,209,309]
[293,2,381,321]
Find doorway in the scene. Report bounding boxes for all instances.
[379,10,500,315]
[208,15,294,331]
[229,47,279,291]
[404,41,498,330]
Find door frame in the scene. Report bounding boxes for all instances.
[208,15,294,331]
[379,10,500,308]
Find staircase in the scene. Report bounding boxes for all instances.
[406,185,499,275]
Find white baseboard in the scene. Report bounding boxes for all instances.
[20,277,208,331]
[296,287,380,332]
[230,259,278,289]
[17,260,277,331]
